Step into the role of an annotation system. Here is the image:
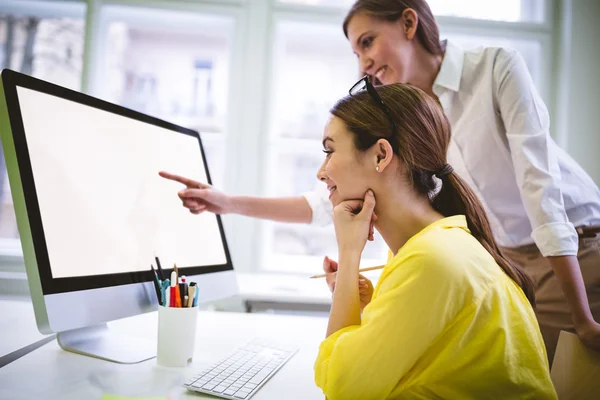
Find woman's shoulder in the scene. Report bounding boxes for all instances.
[385,221,498,287]
[456,41,523,73]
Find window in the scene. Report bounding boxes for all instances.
[96,5,234,188]
[428,0,545,23]
[262,20,389,275]
[278,0,545,23]
[0,1,86,254]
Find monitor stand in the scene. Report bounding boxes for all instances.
[57,323,156,364]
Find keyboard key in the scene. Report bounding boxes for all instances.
[213,385,229,393]
[202,383,217,390]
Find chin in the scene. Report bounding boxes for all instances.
[380,72,396,85]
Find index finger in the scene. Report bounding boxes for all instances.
[158,171,208,188]
[340,199,364,215]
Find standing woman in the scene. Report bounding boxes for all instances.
[342,0,600,362]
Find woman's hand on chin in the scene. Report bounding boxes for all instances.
[333,190,377,256]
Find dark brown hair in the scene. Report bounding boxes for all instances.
[343,0,443,56]
[330,83,536,306]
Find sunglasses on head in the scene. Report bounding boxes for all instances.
[349,75,397,135]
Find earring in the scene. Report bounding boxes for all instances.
[376,165,380,172]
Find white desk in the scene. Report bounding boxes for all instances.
[236,273,332,314]
[236,271,382,314]
[0,297,55,366]
[0,309,328,400]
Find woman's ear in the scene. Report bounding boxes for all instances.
[373,139,394,173]
[401,8,419,40]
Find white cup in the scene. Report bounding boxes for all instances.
[157,305,199,367]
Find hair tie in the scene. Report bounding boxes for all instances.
[435,164,454,178]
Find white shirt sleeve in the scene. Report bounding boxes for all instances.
[302,183,333,227]
[494,49,578,256]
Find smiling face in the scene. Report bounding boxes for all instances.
[346,12,418,85]
[316,116,375,207]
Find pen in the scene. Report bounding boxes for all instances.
[155,255,165,281]
[150,264,162,304]
[160,279,171,307]
[170,271,177,307]
[179,282,188,306]
[171,263,180,307]
[192,282,199,307]
[309,264,386,279]
[184,295,189,308]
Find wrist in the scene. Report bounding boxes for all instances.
[338,248,362,264]
[573,312,595,329]
[228,196,241,214]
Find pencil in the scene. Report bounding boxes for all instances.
[187,286,196,308]
[309,264,386,279]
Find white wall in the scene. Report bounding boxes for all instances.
[562,0,600,184]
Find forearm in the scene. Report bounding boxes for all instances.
[230,196,312,223]
[326,252,362,337]
[547,255,594,326]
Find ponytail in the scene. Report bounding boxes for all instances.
[432,173,536,307]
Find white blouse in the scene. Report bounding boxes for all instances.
[304,40,600,257]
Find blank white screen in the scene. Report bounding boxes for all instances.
[16,86,227,278]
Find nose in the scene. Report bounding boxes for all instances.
[316,158,328,182]
[359,54,373,76]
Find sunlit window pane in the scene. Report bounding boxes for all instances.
[99,6,234,188]
[429,0,544,23]
[279,0,354,6]
[278,0,545,23]
[270,21,356,141]
[264,20,388,274]
[0,3,86,244]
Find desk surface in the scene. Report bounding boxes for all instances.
[237,273,332,305]
[0,297,53,360]
[0,309,328,400]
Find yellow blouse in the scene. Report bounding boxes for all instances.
[314,215,556,399]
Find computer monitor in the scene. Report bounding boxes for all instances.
[0,69,238,363]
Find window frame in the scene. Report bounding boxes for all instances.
[0,0,559,278]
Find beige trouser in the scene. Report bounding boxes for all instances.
[501,234,600,364]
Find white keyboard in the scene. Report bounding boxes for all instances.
[184,338,298,399]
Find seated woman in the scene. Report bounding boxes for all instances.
[315,79,556,399]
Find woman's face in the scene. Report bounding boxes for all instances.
[346,12,416,85]
[316,116,374,207]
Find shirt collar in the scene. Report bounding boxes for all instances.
[433,40,464,93]
[429,215,469,232]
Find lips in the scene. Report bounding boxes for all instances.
[328,186,337,199]
[374,66,387,83]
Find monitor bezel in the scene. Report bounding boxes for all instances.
[0,69,234,295]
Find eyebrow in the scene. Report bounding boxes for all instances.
[322,137,333,147]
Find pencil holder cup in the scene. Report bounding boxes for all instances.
[157,305,199,367]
